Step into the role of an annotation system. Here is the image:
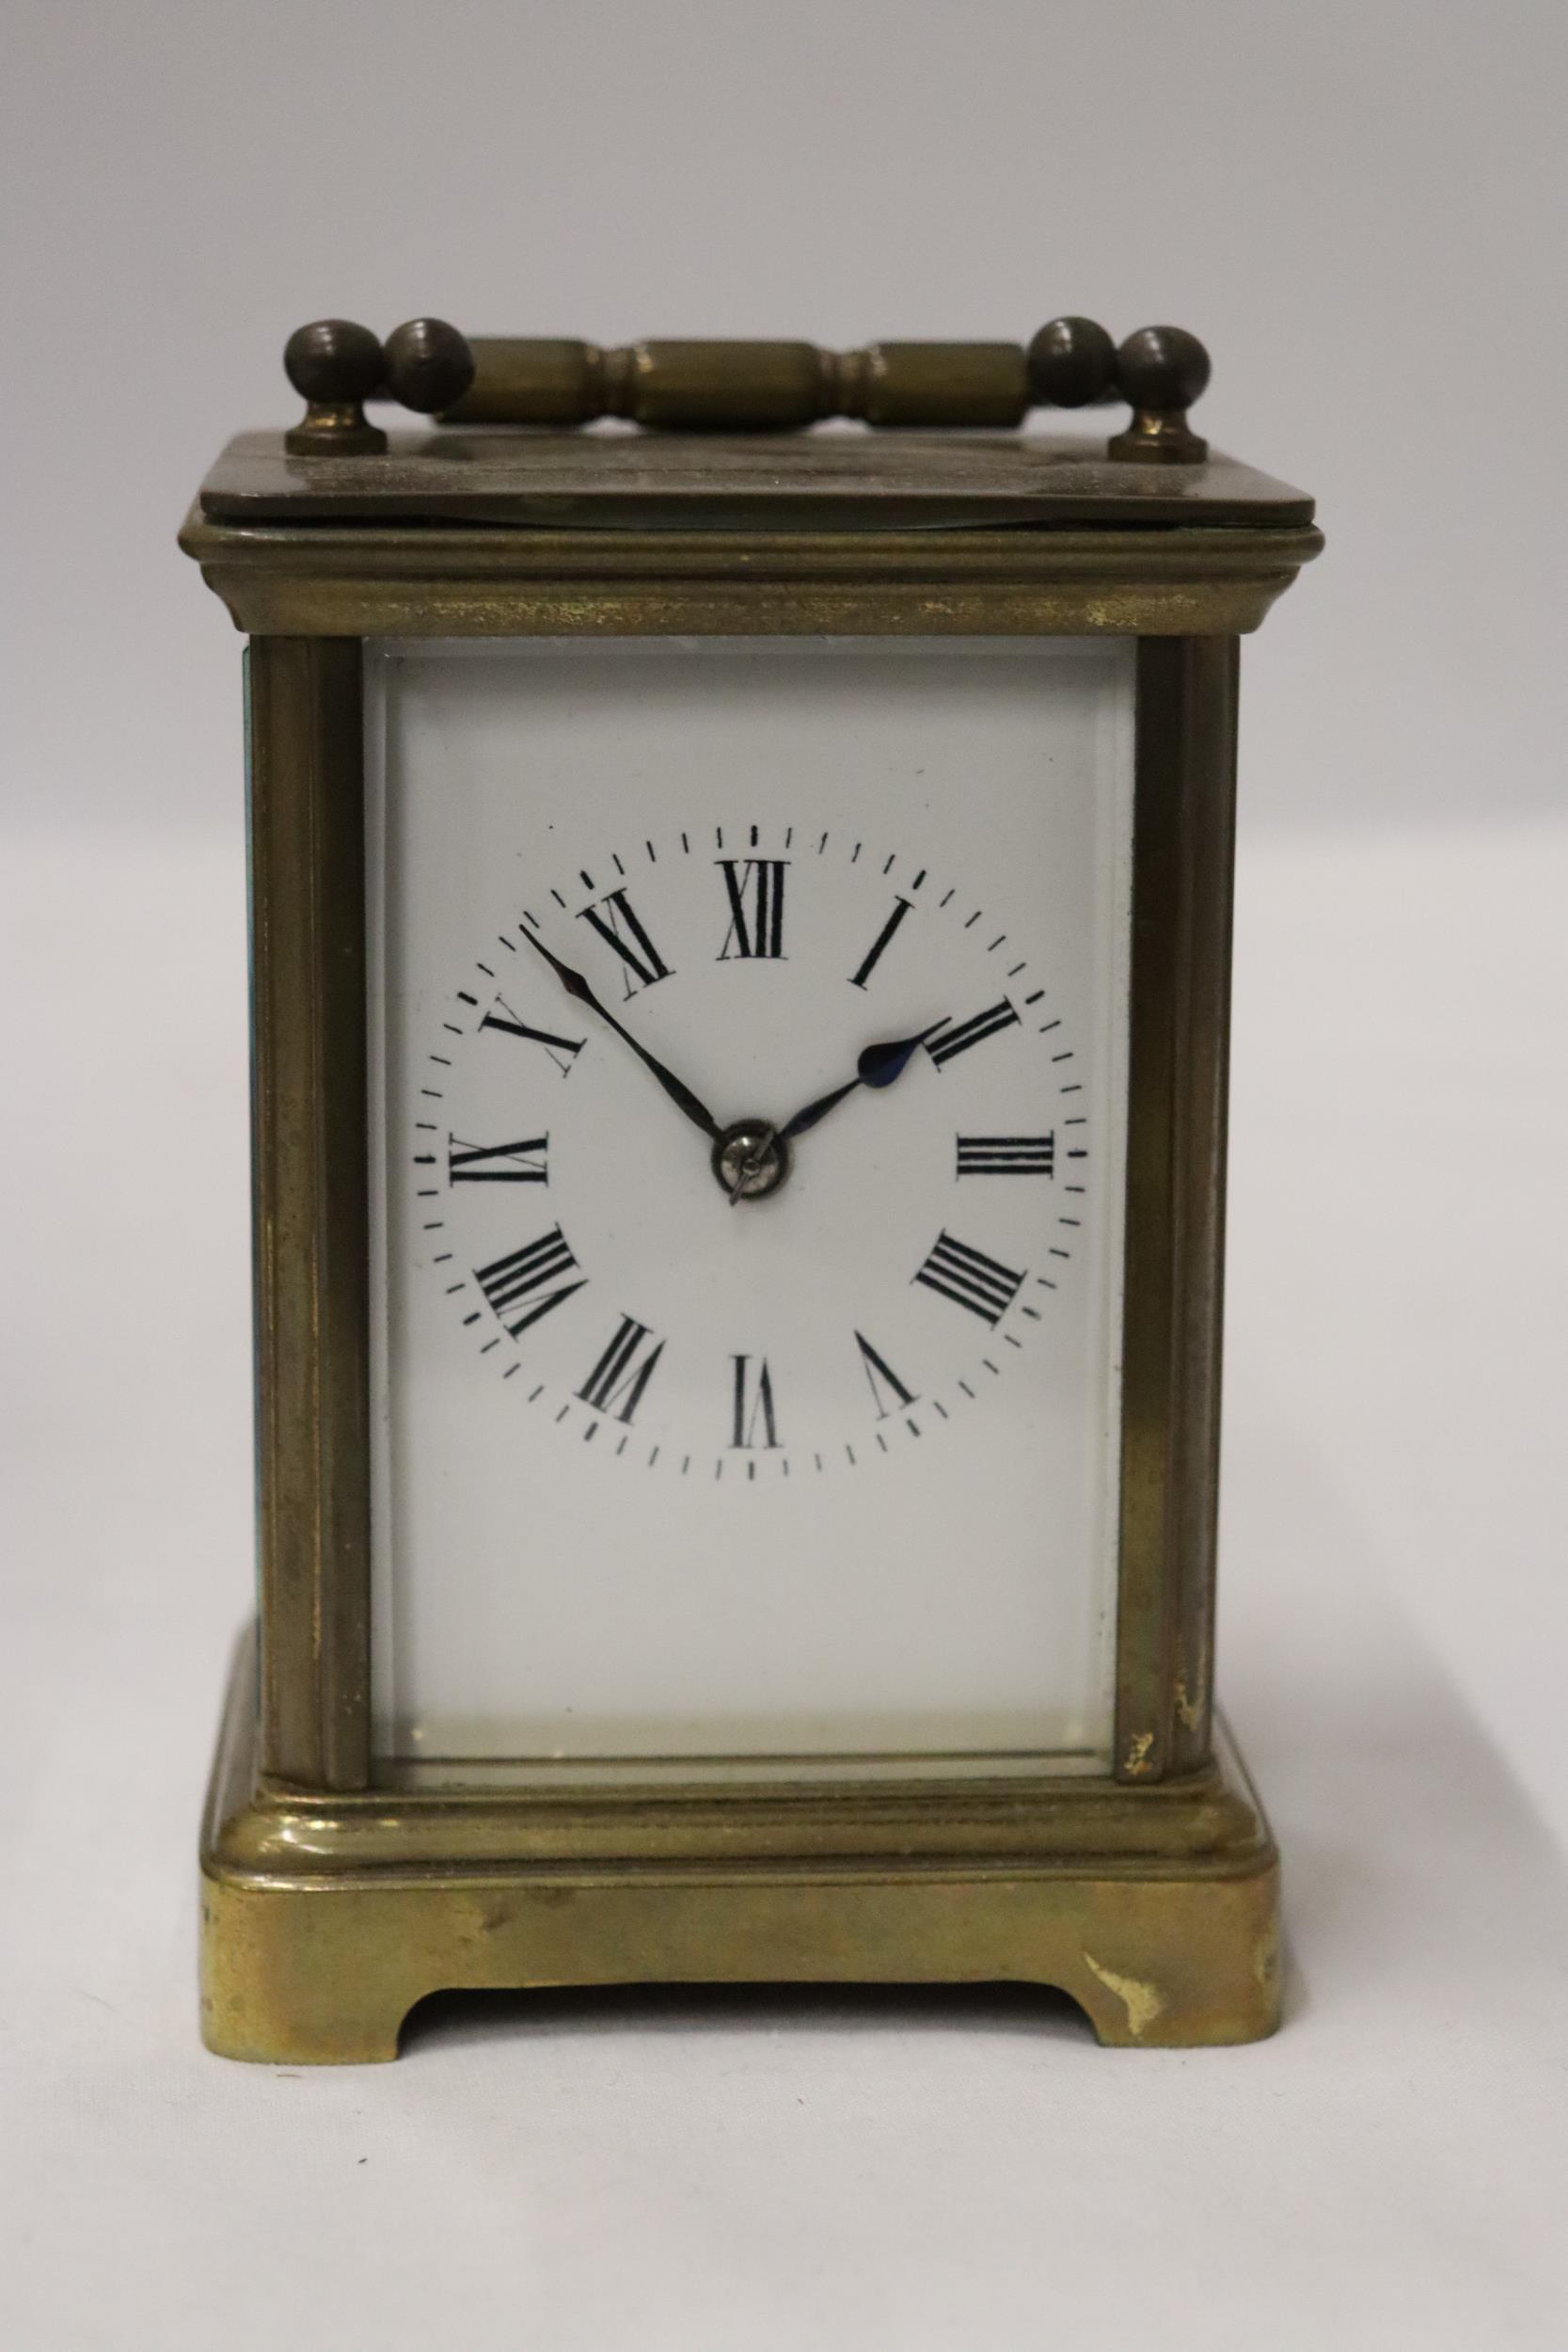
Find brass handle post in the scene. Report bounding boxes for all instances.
[283,318,475,455]
[1107,326,1212,464]
[283,320,388,456]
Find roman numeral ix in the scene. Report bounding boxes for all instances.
[578,887,672,998]
[578,1314,665,1424]
[957,1132,1054,1177]
[474,1226,585,1337]
[718,858,787,960]
[925,1000,1021,1068]
[913,1231,1026,1326]
[448,1135,549,1184]
[731,1355,782,1449]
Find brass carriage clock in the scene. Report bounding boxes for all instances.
[182,313,1320,2059]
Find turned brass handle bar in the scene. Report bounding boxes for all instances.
[283,317,1212,464]
[449,339,1035,430]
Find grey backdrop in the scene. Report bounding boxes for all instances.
[4,0,1563,840]
[4,9,1566,2348]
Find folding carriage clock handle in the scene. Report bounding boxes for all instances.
[280,315,1210,462]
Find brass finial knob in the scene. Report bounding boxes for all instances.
[1025,317,1117,409]
[382,318,475,415]
[283,319,388,455]
[1108,325,1211,463]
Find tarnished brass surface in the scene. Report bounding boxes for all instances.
[621,340,838,431]
[182,515,1318,643]
[1108,329,1212,465]
[280,315,1210,453]
[1116,642,1237,1778]
[430,323,1200,452]
[196,427,1315,528]
[201,1630,1281,2062]
[444,337,609,426]
[284,401,387,458]
[182,430,1316,2057]
[282,321,388,456]
[230,631,1246,1803]
[247,641,371,1788]
[442,336,1033,431]
[1110,407,1209,464]
[283,319,472,452]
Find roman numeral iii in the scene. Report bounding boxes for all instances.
[448,1135,549,1184]
[956,1132,1054,1177]
[578,1314,665,1424]
[912,1231,1026,1326]
[718,859,787,960]
[578,888,672,997]
[731,1355,782,1449]
[925,1000,1021,1068]
[474,1226,585,1337]
[480,1005,585,1077]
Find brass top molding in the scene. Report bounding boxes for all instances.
[282,315,1213,464]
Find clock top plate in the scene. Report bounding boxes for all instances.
[198,428,1314,532]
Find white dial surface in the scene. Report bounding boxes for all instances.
[368,638,1132,1769]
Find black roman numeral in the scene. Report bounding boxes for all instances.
[912,1231,1025,1326]
[480,1003,584,1077]
[730,1355,781,1449]
[848,897,912,990]
[718,859,787,959]
[957,1132,1054,1177]
[925,1000,1021,1068]
[854,1330,917,1420]
[449,1135,549,1184]
[577,1314,665,1424]
[578,888,672,997]
[474,1226,585,1337]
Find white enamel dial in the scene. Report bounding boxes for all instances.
[369,639,1133,1770]
[420,823,1090,1471]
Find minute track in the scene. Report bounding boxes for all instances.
[420,823,1086,1473]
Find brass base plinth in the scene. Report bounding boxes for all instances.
[200,1631,1280,2062]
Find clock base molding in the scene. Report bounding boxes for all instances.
[200,1629,1280,2062]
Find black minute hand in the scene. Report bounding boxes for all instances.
[779,1022,947,1143]
[518,927,722,1142]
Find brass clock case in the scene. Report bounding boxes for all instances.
[184,420,1318,2059]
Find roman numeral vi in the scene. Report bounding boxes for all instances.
[731,1355,782,1449]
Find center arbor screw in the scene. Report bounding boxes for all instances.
[713,1119,791,1203]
